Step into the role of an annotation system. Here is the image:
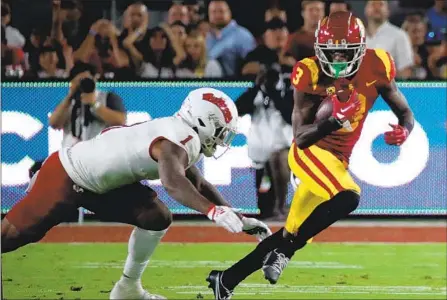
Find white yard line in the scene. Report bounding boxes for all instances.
[74,260,363,269]
[169,284,447,296]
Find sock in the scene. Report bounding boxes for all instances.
[121,227,168,282]
[281,190,360,258]
[222,228,292,289]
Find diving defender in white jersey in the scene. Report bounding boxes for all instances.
[1,88,272,299]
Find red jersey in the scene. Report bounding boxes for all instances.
[290,48,396,163]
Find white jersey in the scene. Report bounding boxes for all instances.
[59,116,202,194]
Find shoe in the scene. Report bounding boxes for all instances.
[206,270,233,300]
[262,249,290,284]
[110,278,166,299]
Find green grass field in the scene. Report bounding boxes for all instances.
[2,243,446,299]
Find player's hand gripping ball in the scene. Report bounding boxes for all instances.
[331,89,361,123]
[315,89,361,132]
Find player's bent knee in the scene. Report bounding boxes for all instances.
[138,202,173,231]
[334,190,360,213]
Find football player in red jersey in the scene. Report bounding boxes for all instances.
[206,11,415,299]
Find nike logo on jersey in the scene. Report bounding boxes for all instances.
[340,107,350,113]
[366,80,377,87]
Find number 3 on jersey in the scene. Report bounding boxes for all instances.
[292,67,304,86]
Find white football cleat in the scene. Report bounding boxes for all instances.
[110,278,166,300]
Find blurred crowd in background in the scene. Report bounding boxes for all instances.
[1,0,446,81]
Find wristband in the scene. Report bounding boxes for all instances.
[206,205,216,220]
[89,29,98,37]
[317,116,343,135]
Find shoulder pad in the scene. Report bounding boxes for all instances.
[290,58,320,92]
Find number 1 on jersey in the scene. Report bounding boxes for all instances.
[180,135,193,145]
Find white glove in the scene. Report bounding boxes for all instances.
[241,217,272,241]
[207,205,243,233]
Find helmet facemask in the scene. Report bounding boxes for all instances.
[199,115,237,158]
[315,41,366,79]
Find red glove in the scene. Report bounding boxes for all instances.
[331,90,361,123]
[384,124,410,146]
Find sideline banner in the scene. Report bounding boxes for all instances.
[1,81,446,215]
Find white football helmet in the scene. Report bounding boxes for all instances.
[177,88,238,158]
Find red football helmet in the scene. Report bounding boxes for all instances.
[315,11,367,78]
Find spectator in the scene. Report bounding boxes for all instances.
[427,39,447,80]
[265,7,287,22]
[119,2,150,69]
[401,17,434,80]
[426,0,447,37]
[284,0,325,62]
[124,24,186,78]
[58,0,84,50]
[170,21,188,46]
[329,0,351,14]
[167,3,190,26]
[206,0,256,77]
[185,0,203,26]
[48,62,126,147]
[1,25,24,78]
[23,28,47,72]
[27,45,69,79]
[73,19,131,79]
[1,2,25,48]
[177,32,223,78]
[236,66,293,220]
[364,0,414,79]
[196,18,210,38]
[241,18,295,81]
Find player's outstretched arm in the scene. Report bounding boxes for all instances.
[186,166,231,207]
[156,140,217,215]
[292,89,342,149]
[155,139,243,233]
[378,79,414,132]
[378,80,414,146]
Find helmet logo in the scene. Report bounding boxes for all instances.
[202,93,233,124]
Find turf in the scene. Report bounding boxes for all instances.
[2,243,446,299]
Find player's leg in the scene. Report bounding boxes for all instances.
[81,183,171,300]
[261,144,360,283]
[1,152,78,253]
[208,184,316,295]
[207,144,360,296]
